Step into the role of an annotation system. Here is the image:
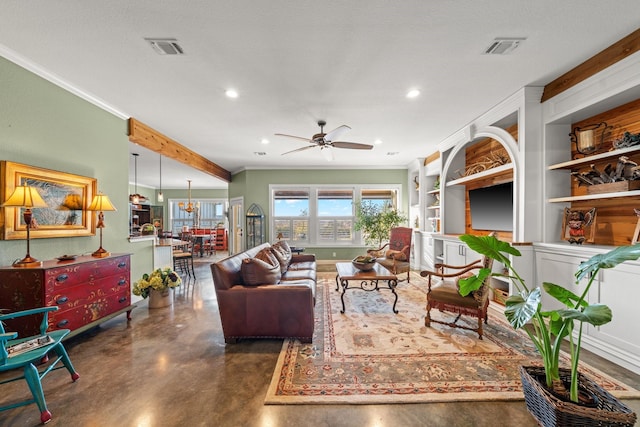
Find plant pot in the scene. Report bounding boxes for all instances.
[519,366,637,427]
[148,288,174,309]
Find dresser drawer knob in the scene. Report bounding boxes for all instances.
[56,319,69,328]
[56,274,69,283]
[117,261,127,268]
[119,297,128,303]
[56,296,69,304]
[118,279,126,286]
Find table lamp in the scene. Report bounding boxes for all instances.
[87,192,117,257]
[1,184,48,267]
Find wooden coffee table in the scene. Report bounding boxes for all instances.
[335,262,399,314]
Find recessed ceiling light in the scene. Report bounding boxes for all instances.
[374,139,383,145]
[406,89,420,99]
[225,89,238,98]
[254,152,266,156]
[261,138,269,145]
[387,151,399,156]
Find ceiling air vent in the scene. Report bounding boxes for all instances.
[145,38,184,55]
[483,37,526,55]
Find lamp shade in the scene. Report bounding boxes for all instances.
[87,193,117,211]
[2,184,48,208]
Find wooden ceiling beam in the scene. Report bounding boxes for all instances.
[542,28,640,102]
[128,118,232,183]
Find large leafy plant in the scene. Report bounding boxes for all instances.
[457,233,640,403]
[354,201,407,247]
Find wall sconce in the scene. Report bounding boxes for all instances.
[178,179,194,214]
[87,192,117,257]
[570,122,610,156]
[1,184,48,267]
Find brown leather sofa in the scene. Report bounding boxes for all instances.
[210,242,316,343]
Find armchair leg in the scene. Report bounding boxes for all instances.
[425,301,432,327]
[24,363,51,424]
[53,343,80,382]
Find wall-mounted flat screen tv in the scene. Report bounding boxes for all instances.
[468,182,513,232]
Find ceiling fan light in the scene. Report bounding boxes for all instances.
[321,146,333,161]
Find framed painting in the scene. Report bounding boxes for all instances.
[0,161,97,239]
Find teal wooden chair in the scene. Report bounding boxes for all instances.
[0,306,79,424]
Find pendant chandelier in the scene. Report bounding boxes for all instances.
[129,153,146,203]
[157,154,164,203]
[178,179,194,214]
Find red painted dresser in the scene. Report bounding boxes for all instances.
[0,253,134,338]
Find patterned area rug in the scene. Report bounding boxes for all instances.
[265,275,640,404]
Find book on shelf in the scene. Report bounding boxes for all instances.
[6,335,54,358]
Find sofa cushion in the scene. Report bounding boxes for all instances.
[281,268,316,283]
[241,257,282,286]
[271,241,292,273]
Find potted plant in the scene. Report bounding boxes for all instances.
[133,267,182,308]
[354,200,407,247]
[457,233,638,426]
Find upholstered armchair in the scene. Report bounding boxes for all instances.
[367,226,413,282]
[419,253,494,340]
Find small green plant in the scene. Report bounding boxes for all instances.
[354,201,407,247]
[457,233,640,403]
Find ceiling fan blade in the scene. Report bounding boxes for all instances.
[331,141,374,150]
[323,125,351,142]
[320,146,334,161]
[281,145,316,155]
[275,133,313,143]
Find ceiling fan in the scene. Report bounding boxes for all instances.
[276,120,373,161]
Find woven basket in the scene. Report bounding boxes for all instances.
[520,366,637,427]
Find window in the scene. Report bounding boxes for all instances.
[270,185,401,246]
[317,189,353,242]
[273,189,309,243]
[169,199,226,233]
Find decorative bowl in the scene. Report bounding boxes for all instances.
[352,256,376,271]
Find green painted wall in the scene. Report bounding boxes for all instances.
[230,169,409,260]
[0,57,153,281]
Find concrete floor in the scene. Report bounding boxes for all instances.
[1,259,639,427]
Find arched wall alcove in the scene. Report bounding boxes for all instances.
[441,125,522,240]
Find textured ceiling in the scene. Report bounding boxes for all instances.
[1,1,638,189]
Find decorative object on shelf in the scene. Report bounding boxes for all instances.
[612,130,640,149]
[178,179,194,214]
[132,267,181,308]
[569,122,611,156]
[433,175,440,190]
[632,208,640,244]
[1,184,48,267]
[454,150,510,178]
[0,161,97,240]
[562,207,596,244]
[129,153,146,203]
[157,153,164,203]
[572,157,639,192]
[458,234,639,427]
[352,255,376,271]
[86,192,117,257]
[413,175,419,190]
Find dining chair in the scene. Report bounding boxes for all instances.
[173,235,196,278]
[0,306,79,424]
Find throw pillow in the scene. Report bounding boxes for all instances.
[385,249,407,261]
[241,257,281,286]
[271,241,292,273]
[255,247,279,268]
